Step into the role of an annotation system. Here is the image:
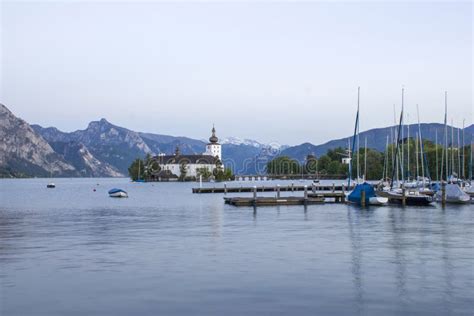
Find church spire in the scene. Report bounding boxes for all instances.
[209,125,218,144]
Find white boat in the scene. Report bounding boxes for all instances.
[47,183,55,188]
[108,188,128,198]
[369,196,388,205]
[436,184,470,204]
[464,185,474,197]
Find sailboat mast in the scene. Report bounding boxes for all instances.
[435,130,439,182]
[451,119,454,180]
[364,137,367,181]
[470,140,473,181]
[444,92,448,181]
[348,87,360,188]
[392,104,396,182]
[390,107,404,190]
[383,135,389,181]
[357,87,360,182]
[138,159,141,181]
[462,119,465,179]
[457,127,461,180]
[400,88,405,181]
[417,104,425,186]
[407,114,410,179]
[415,132,419,181]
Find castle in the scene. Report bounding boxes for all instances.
[149,126,222,180]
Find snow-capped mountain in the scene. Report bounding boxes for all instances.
[221,137,287,150]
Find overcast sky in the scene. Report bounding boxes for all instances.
[1,1,472,145]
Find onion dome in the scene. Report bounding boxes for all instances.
[209,126,218,144]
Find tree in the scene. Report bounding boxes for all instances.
[214,167,234,181]
[327,160,340,175]
[304,155,318,174]
[266,156,300,175]
[179,162,188,181]
[128,158,145,181]
[196,167,212,180]
[317,155,331,173]
[326,147,347,161]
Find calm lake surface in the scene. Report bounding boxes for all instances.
[1,178,473,315]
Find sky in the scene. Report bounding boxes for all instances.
[0,1,472,145]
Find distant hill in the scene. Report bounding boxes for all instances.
[281,123,473,162]
[31,117,275,175]
[0,104,76,177]
[1,103,472,177]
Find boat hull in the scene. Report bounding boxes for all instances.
[377,191,433,206]
[109,191,128,198]
[369,196,388,205]
[108,188,128,198]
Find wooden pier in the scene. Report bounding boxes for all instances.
[224,196,325,206]
[222,185,347,207]
[193,183,352,194]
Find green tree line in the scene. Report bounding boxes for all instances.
[267,140,473,181]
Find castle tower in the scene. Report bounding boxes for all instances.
[204,125,221,160]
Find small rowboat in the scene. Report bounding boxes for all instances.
[47,183,55,188]
[108,188,128,198]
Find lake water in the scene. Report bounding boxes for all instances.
[1,178,473,315]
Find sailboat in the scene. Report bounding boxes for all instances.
[347,87,387,206]
[415,104,434,196]
[464,140,474,197]
[377,89,432,206]
[435,92,470,204]
[436,183,470,204]
[133,159,145,183]
[47,170,55,188]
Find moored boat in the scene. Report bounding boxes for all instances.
[108,188,128,198]
[377,189,433,206]
[436,183,470,204]
[348,182,387,206]
[47,183,55,188]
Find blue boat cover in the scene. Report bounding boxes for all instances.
[348,182,376,205]
[430,182,440,192]
[108,188,126,194]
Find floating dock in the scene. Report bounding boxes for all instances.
[223,186,347,207]
[224,196,325,206]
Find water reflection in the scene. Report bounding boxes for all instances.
[388,209,408,303]
[1,178,473,315]
[346,207,365,315]
[441,210,454,314]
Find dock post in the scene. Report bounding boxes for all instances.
[224,183,227,195]
[401,185,406,206]
[253,186,257,206]
[199,175,202,189]
[311,182,315,193]
[304,185,308,205]
[292,182,294,192]
[441,181,446,206]
[361,190,366,207]
[277,185,280,199]
[332,183,335,192]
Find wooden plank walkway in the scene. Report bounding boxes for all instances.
[193,184,352,194]
[224,196,325,206]
[224,192,347,207]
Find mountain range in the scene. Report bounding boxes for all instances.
[0,103,472,177]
